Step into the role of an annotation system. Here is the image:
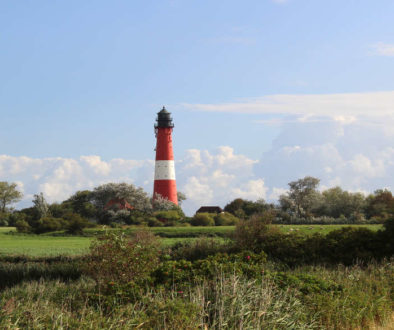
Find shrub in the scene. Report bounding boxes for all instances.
[148,217,164,227]
[170,237,232,261]
[85,230,160,290]
[34,217,66,234]
[64,213,91,234]
[191,213,215,226]
[154,210,181,222]
[15,219,31,233]
[214,212,240,226]
[233,212,278,252]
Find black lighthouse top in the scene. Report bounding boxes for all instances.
[155,106,174,128]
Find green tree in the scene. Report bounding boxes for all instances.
[280,176,321,218]
[33,192,50,218]
[365,189,394,221]
[63,190,96,218]
[91,183,152,224]
[317,187,366,218]
[0,182,23,212]
[224,198,272,219]
[177,191,187,206]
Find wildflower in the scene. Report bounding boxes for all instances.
[246,255,251,260]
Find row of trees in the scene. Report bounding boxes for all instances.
[0,182,188,233]
[1,176,393,232]
[224,177,394,224]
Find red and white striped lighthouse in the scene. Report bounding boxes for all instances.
[153,107,178,205]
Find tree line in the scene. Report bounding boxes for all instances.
[224,176,394,224]
[0,176,393,233]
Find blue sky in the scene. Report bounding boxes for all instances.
[1,0,394,214]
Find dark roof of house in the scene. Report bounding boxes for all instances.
[196,206,223,213]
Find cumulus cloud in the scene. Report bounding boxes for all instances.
[181,90,394,198]
[255,120,394,194]
[0,147,266,215]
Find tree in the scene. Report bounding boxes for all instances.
[33,192,50,218]
[90,183,152,223]
[177,191,187,206]
[152,193,177,211]
[365,189,394,221]
[280,176,321,218]
[62,190,96,218]
[224,198,272,219]
[0,182,23,213]
[316,187,366,218]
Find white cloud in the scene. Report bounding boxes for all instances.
[0,148,262,215]
[230,179,267,200]
[371,42,394,57]
[181,91,394,120]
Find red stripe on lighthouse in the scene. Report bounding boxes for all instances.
[153,108,178,205]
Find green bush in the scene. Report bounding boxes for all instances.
[170,237,232,261]
[148,217,164,227]
[233,212,278,252]
[191,213,215,226]
[15,219,32,233]
[34,217,67,234]
[214,212,240,226]
[154,210,181,222]
[64,213,91,234]
[85,230,160,290]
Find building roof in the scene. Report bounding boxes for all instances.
[196,206,223,213]
[104,198,134,211]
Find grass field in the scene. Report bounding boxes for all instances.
[0,224,383,256]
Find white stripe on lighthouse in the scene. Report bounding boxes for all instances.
[154,160,176,180]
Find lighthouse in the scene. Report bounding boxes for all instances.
[153,107,178,205]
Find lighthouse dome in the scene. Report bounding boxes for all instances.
[156,106,174,128]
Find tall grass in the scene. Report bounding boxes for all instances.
[0,262,392,329]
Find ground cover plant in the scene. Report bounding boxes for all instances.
[0,218,393,329]
[0,224,384,257]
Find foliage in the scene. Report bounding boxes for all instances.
[32,192,50,218]
[176,191,187,206]
[190,212,215,226]
[85,230,160,289]
[64,213,92,234]
[0,212,9,226]
[365,189,394,221]
[62,190,97,219]
[214,211,240,226]
[152,193,177,211]
[169,237,232,261]
[315,186,366,219]
[0,181,23,213]
[0,258,82,290]
[154,210,181,222]
[33,217,67,234]
[233,211,278,252]
[280,176,321,218]
[91,183,152,224]
[224,198,273,219]
[14,219,31,233]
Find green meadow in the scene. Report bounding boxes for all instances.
[0,224,383,257]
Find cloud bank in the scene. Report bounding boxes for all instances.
[0,147,266,215]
